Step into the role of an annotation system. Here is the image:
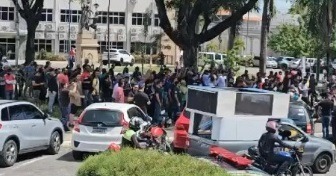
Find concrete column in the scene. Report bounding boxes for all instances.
[125,0,132,52]
[54,0,60,54]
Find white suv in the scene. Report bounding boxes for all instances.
[102,49,135,66]
[0,100,64,167]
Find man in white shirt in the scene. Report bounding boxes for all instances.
[298,79,309,104]
[216,70,227,88]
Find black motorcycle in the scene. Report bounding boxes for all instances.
[247,146,313,176]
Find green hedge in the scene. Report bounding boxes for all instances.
[77,148,229,176]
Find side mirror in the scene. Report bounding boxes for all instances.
[301,136,309,143]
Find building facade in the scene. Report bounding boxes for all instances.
[0,0,181,62]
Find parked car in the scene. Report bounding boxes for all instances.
[276,56,295,69]
[71,103,149,160]
[288,101,314,135]
[0,100,64,167]
[266,57,278,68]
[289,58,302,69]
[102,49,135,66]
[306,58,317,69]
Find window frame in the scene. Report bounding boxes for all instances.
[0,6,15,21]
[59,40,76,53]
[127,107,146,120]
[60,9,82,23]
[34,39,53,52]
[41,9,53,22]
[20,104,44,120]
[0,38,16,60]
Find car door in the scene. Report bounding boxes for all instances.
[21,104,49,147]
[278,124,314,164]
[8,105,34,150]
[188,113,214,156]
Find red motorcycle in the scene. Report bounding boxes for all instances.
[110,123,171,152]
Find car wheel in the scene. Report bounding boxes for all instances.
[72,150,83,161]
[0,140,18,167]
[47,131,61,155]
[312,153,332,173]
[102,60,107,65]
[281,63,288,70]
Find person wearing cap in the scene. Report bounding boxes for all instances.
[4,68,15,100]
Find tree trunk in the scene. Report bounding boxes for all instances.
[228,24,237,50]
[183,45,198,71]
[25,24,37,65]
[259,0,270,75]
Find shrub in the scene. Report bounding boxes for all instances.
[77,148,228,176]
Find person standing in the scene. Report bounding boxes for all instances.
[4,68,15,100]
[113,79,125,103]
[32,68,45,106]
[153,79,164,125]
[298,79,309,105]
[81,66,92,107]
[309,74,317,106]
[47,69,58,114]
[91,70,100,103]
[59,83,70,131]
[69,76,83,127]
[134,83,150,114]
[317,92,334,139]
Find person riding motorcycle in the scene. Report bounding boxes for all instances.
[258,121,297,175]
[121,117,147,149]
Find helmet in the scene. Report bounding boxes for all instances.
[266,121,278,133]
[129,117,144,131]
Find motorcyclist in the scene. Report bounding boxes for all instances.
[258,121,297,175]
[121,117,147,149]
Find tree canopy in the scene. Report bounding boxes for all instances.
[268,24,317,58]
[154,0,258,68]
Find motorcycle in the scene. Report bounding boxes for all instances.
[247,146,313,176]
[138,123,172,153]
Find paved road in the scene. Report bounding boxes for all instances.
[0,127,334,176]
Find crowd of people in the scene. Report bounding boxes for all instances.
[1,59,335,136]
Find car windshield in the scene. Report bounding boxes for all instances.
[81,109,123,127]
[288,107,307,123]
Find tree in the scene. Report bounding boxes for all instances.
[154,0,258,70]
[12,0,44,65]
[291,0,336,76]
[268,24,317,58]
[259,0,275,75]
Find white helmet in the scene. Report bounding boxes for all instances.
[266,121,278,133]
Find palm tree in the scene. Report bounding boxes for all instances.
[259,0,274,74]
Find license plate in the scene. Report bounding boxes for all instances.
[92,128,107,133]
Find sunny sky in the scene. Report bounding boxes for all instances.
[259,0,292,13]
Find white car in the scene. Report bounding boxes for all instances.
[102,49,135,66]
[266,57,278,68]
[71,103,148,160]
[289,58,302,69]
[0,100,64,167]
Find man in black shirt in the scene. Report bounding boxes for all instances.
[153,79,163,125]
[318,92,334,139]
[134,83,150,114]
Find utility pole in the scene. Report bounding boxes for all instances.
[15,5,20,67]
[107,0,111,69]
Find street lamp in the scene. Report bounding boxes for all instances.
[107,0,111,69]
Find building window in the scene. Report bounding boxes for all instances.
[59,40,76,53]
[98,41,123,52]
[154,14,159,26]
[41,9,53,22]
[0,7,14,21]
[0,38,15,60]
[34,39,52,52]
[132,13,151,26]
[97,12,125,25]
[60,9,81,23]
